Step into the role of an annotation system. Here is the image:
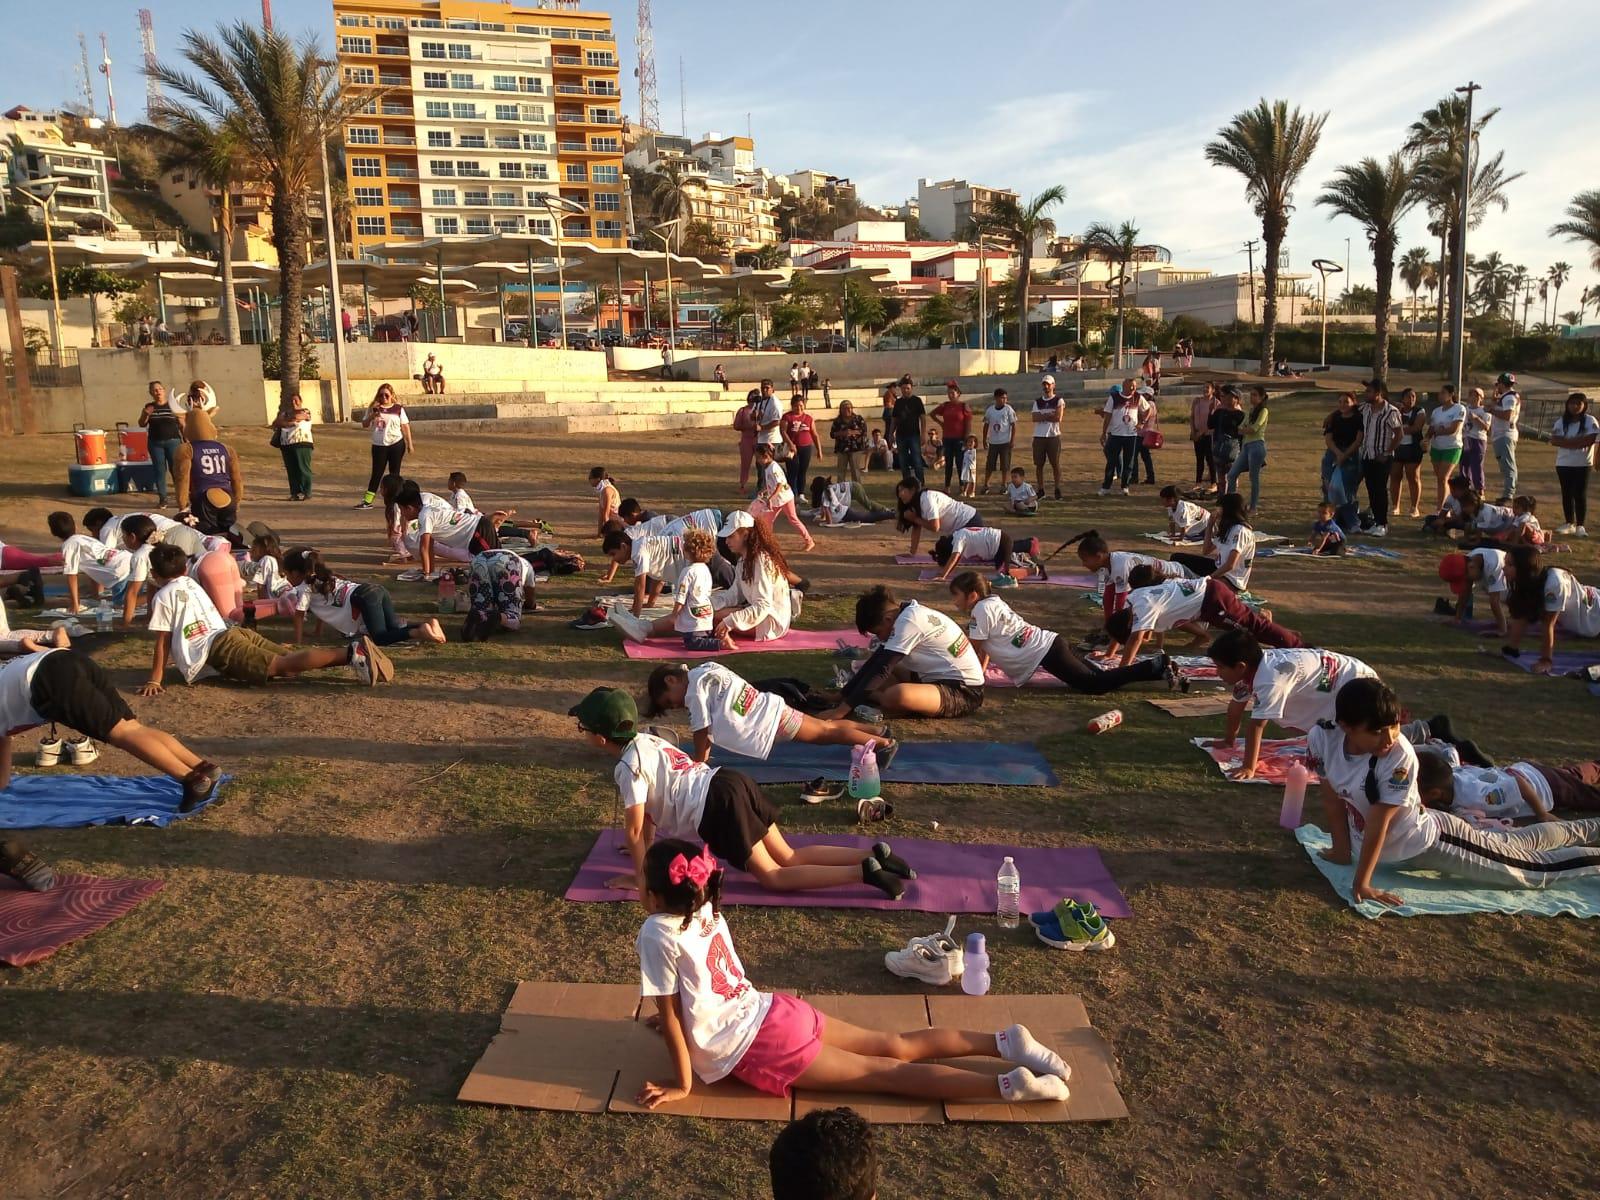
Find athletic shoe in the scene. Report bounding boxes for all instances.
[851,704,882,724]
[65,736,99,766]
[361,636,395,684]
[34,731,63,768]
[1,846,57,893]
[1120,486,1131,496]
[861,857,904,900]
[1053,489,1063,501]
[353,500,374,510]
[1555,523,1576,536]
[1164,656,1188,693]
[1369,526,1387,537]
[998,1067,1069,1103]
[607,609,654,643]
[1097,487,1112,497]
[349,641,375,686]
[872,841,915,879]
[992,573,1018,589]
[179,762,223,813]
[873,739,899,772]
[996,1023,1071,1081]
[1432,597,1456,617]
[856,795,893,822]
[641,724,681,747]
[1031,900,1115,951]
[883,915,962,984]
[834,665,854,689]
[790,589,804,616]
[801,777,845,805]
[1577,527,1590,538]
[1029,556,1049,580]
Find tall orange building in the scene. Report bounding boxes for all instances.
[333,0,625,257]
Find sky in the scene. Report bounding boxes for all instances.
[8,0,1598,311]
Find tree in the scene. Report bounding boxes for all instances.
[1550,191,1600,271]
[1078,220,1146,368]
[743,243,785,269]
[973,185,1065,370]
[1316,153,1420,379]
[1334,284,1378,314]
[636,160,696,246]
[913,293,958,347]
[902,214,931,241]
[26,266,141,347]
[151,21,374,406]
[679,220,728,261]
[1543,262,1571,328]
[1469,251,1513,317]
[1562,310,1582,327]
[1205,98,1328,375]
[1397,246,1433,333]
[840,278,885,347]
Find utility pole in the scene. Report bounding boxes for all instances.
[1244,240,1258,324]
[1449,81,1479,393]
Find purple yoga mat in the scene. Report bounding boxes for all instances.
[1492,647,1600,676]
[566,829,1130,917]
[622,629,868,660]
[916,570,1096,589]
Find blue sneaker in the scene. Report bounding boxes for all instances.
[1031,900,1115,952]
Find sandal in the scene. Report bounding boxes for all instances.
[3,848,58,892]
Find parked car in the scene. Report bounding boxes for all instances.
[566,330,597,350]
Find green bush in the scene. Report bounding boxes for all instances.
[259,340,320,381]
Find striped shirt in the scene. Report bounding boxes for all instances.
[1359,402,1403,460]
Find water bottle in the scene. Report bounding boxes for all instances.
[95,599,114,633]
[960,932,990,996]
[996,857,1020,929]
[848,740,881,800]
[1086,709,1123,735]
[1279,760,1310,829]
[437,571,457,613]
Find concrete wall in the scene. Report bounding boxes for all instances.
[6,345,266,433]
[315,342,608,387]
[612,347,1019,386]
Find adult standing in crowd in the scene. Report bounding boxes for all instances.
[1460,385,1491,493]
[879,382,899,463]
[892,376,927,484]
[1190,381,1219,492]
[1358,381,1402,536]
[1208,385,1245,496]
[1099,379,1141,496]
[1227,385,1269,512]
[930,381,972,493]
[781,394,818,497]
[732,388,760,493]
[1490,371,1521,502]
[1140,348,1162,394]
[356,383,412,511]
[1321,392,1364,531]
[753,378,784,468]
[1427,383,1467,512]
[1550,391,1597,537]
[829,399,868,482]
[1136,385,1162,486]
[271,393,315,502]
[979,388,1016,494]
[1032,374,1065,500]
[1390,387,1426,520]
[172,407,244,541]
[138,381,184,509]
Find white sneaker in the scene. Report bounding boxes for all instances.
[1555,523,1576,536]
[349,642,375,686]
[65,736,99,766]
[607,610,653,643]
[1120,486,1131,496]
[1369,525,1387,537]
[1577,527,1589,538]
[35,732,63,767]
[1097,487,1112,497]
[790,588,804,616]
[883,915,963,985]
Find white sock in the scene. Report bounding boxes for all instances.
[997,1066,1069,1103]
[995,1023,1070,1081]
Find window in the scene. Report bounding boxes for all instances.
[493,74,517,91]
[338,14,370,26]
[433,217,459,234]
[356,215,387,235]
[353,186,385,206]
[350,157,382,177]
[450,72,475,89]
[345,67,374,84]
[497,163,524,179]
[593,165,619,184]
[422,71,447,88]
[495,104,519,121]
[356,99,378,115]
[459,135,487,149]
[348,127,379,144]
[587,51,615,66]
[528,163,549,180]
[447,43,474,60]
[524,104,546,122]
[530,218,553,236]
[428,160,455,176]
[596,220,622,238]
[564,165,587,182]
[420,41,446,59]
[426,131,453,147]
[466,218,492,235]
[431,188,458,205]
[593,192,620,212]
[523,134,548,151]
[494,135,520,149]
[590,137,620,152]
[424,101,451,118]
[463,190,489,206]
[457,161,486,177]
[526,189,552,205]
[492,191,518,206]
[452,102,479,119]
[521,77,544,93]
[494,218,521,233]
[339,36,373,54]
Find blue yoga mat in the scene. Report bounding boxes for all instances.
[1295,826,1600,919]
[708,742,1058,787]
[0,773,228,829]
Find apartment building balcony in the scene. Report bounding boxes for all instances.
[381,103,412,116]
[376,45,408,56]
[379,73,409,86]
[389,193,421,209]
[387,165,420,178]
[382,133,417,146]
[459,136,489,149]
[553,54,582,66]
[391,221,424,237]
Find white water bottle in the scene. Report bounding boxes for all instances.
[961,932,990,995]
[996,857,1020,929]
[95,599,114,633]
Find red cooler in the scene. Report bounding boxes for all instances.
[73,425,108,466]
[116,421,150,462]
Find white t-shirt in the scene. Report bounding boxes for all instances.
[632,534,685,586]
[289,576,364,637]
[1032,395,1063,439]
[1106,551,1190,597]
[450,487,475,513]
[614,732,715,841]
[244,554,290,597]
[984,404,1017,446]
[754,395,783,445]
[1214,524,1257,591]
[1428,402,1466,450]
[1168,499,1210,541]
[1006,481,1037,508]
[279,417,314,446]
[919,490,977,534]
[665,508,723,538]
[1512,512,1542,538]
[61,535,132,589]
[0,649,60,735]
[948,526,1002,562]
[685,662,790,758]
[756,459,793,509]
[628,514,674,541]
[417,493,481,550]
[1468,547,1508,596]
[147,576,227,683]
[1552,413,1600,468]
[881,600,984,686]
[674,562,715,634]
[1103,393,1141,437]
[959,447,977,482]
[1490,391,1520,442]
[1127,577,1209,632]
[1450,762,1551,821]
[637,904,770,1084]
[966,595,1055,683]
[1305,724,1439,862]
[1474,503,1515,533]
[369,404,409,447]
[1241,648,1376,733]
[819,482,854,525]
[1543,568,1600,637]
[98,512,177,547]
[1463,403,1490,443]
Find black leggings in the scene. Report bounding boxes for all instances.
[1170,552,1219,579]
[1193,436,1214,483]
[351,583,411,646]
[1037,639,1166,694]
[367,442,407,494]
[1556,465,1590,527]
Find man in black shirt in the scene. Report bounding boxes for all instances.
[1321,392,1366,531]
[892,376,927,484]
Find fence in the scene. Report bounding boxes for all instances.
[25,348,81,388]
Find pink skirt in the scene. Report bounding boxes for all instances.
[730,993,825,1097]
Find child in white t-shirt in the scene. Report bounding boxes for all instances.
[447,470,475,514]
[750,444,815,551]
[1508,496,1545,545]
[282,548,444,646]
[48,510,133,621]
[602,529,687,631]
[1160,486,1210,543]
[671,528,728,652]
[1005,468,1038,516]
[958,435,978,498]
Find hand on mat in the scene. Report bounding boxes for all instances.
[604,873,638,891]
[1229,763,1260,781]
[1533,657,1554,675]
[1318,847,1352,866]
[136,680,164,697]
[1352,882,1402,907]
[637,1080,690,1110]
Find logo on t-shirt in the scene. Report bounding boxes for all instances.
[1177,581,1199,597]
[947,633,970,658]
[1315,652,1341,692]
[705,931,749,1001]
[181,618,212,640]
[732,684,757,717]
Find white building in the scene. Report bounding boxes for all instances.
[786,168,856,202]
[1132,267,1316,327]
[916,177,1017,240]
[0,108,118,230]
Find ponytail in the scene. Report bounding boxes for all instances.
[284,546,339,599]
[1217,493,1251,537]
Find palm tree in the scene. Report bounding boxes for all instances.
[1078,220,1148,369]
[1505,264,1530,329]
[1468,251,1513,317]
[1397,246,1432,333]
[1547,261,1571,327]
[1205,99,1328,375]
[1551,191,1600,271]
[637,160,697,248]
[1582,284,1600,323]
[1316,154,1420,380]
[973,186,1065,371]
[140,106,249,345]
[1561,310,1582,328]
[150,21,373,405]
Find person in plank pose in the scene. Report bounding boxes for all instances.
[282,548,445,646]
[1105,566,1303,667]
[1437,548,1510,636]
[1061,530,1194,619]
[1160,486,1210,543]
[928,526,1048,584]
[1502,546,1599,673]
[1416,750,1600,823]
[822,587,985,720]
[894,480,981,558]
[602,528,688,627]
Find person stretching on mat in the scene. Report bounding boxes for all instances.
[571,687,913,900]
[642,661,893,765]
[948,572,1169,693]
[1437,548,1511,637]
[1501,546,1600,673]
[709,513,799,644]
[821,586,985,720]
[631,837,1070,1109]
[1105,565,1303,668]
[928,526,1047,584]
[1059,530,1194,619]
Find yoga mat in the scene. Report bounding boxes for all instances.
[1143,532,1286,546]
[1259,544,1403,561]
[565,829,1131,917]
[0,773,228,829]
[915,570,1097,590]
[1294,826,1600,919]
[708,741,1058,787]
[986,664,1064,689]
[622,629,869,661]
[1489,647,1600,677]
[1089,653,1218,683]
[0,873,164,967]
[1190,735,1317,787]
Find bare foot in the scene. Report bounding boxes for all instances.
[424,618,448,643]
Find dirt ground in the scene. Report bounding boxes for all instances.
[1,394,1598,1199]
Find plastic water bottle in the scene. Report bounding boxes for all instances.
[95,599,114,633]
[996,857,1020,929]
[961,932,991,996]
[1279,760,1310,829]
[848,740,881,800]
[437,571,457,613]
[1086,709,1123,735]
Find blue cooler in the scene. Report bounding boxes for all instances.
[117,460,158,493]
[68,463,119,497]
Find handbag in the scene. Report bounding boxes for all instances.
[269,426,283,448]
[1141,429,1164,450]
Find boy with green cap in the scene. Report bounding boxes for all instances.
[570,686,913,899]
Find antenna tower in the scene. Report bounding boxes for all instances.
[634,0,659,131]
[262,1,274,28]
[98,32,118,126]
[76,33,96,117]
[139,10,160,120]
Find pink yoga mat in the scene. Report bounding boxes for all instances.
[566,829,1130,916]
[0,874,164,967]
[622,629,869,660]
[916,570,1097,589]
[1191,735,1318,787]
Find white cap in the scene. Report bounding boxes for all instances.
[1040,375,1055,386]
[718,510,755,538]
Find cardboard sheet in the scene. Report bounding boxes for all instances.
[609,1002,794,1121]
[792,995,943,1125]
[1145,693,1232,718]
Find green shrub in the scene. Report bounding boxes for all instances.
[259,340,320,381]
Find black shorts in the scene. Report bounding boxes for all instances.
[697,770,781,869]
[27,650,133,742]
[930,680,985,718]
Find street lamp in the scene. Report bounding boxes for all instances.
[16,177,66,360]
[645,217,683,355]
[536,193,587,346]
[1312,257,1344,368]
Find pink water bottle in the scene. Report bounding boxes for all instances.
[1279,760,1310,828]
[437,571,457,613]
[1086,709,1123,735]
